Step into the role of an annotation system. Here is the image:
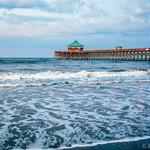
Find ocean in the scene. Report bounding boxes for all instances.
[0,58,150,150]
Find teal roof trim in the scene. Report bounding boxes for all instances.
[115,45,123,49]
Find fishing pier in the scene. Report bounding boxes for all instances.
[55,41,150,61]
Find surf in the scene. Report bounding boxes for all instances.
[0,70,149,81]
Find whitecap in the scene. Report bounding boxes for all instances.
[0,70,149,81]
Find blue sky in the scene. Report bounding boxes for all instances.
[0,0,150,57]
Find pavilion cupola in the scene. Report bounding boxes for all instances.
[68,40,84,52]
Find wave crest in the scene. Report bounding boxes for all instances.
[0,70,149,81]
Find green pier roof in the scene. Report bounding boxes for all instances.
[115,45,123,49]
[68,40,84,48]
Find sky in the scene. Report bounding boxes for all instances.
[0,0,150,57]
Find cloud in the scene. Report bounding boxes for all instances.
[0,0,48,9]
[133,0,150,19]
[0,0,80,13]
[0,0,149,38]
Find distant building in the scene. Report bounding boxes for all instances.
[68,40,84,52]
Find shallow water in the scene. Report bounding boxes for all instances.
[0,58,150,149]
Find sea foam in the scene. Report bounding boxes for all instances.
[0,70,149,81]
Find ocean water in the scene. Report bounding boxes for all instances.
[0,58,150,150]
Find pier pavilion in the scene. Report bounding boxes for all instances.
[68,40,84,52]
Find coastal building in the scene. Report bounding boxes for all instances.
[55,41,150,61]
[68,40,84,52]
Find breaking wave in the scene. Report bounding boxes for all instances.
[0,70,149,81]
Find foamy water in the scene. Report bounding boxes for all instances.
[0,70,149,80]
[0,70,149,88]
[0,58,150,149]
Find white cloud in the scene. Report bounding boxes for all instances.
[5,8,72,19]
[0,0,149,38]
